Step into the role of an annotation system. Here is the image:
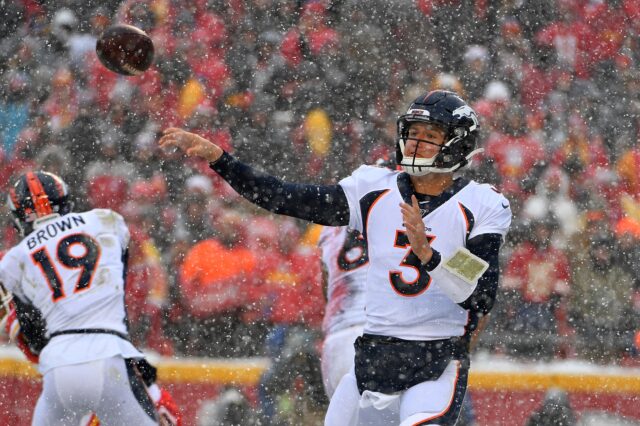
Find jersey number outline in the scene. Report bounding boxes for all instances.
[31,233,101,302]
[337,229,369,271]
[389,230,435,297]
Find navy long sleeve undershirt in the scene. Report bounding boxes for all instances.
[210,152,350,226]
[459,233,503,318]
[211,152,502,318]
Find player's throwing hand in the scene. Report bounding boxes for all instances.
[400,195,433,264]
[159,128,223,163]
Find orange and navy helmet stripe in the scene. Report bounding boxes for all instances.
[25,172,54,217]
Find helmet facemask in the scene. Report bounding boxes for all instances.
[397,121,448,176]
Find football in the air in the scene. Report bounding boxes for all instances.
[96,24,154,76]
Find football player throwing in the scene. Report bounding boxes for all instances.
[160,90,511,426]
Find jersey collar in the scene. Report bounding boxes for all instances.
[397,173,470,217]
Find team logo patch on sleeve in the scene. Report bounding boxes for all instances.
[443,248,488,284]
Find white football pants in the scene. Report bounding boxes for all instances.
[324,360,462,426]
[32,356,158,426]
[321,324,365,398]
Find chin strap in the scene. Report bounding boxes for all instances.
[403,147,485,176]
[464,147,484,162]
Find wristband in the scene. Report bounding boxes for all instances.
[421,249,441,271]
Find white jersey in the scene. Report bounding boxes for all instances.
[0,209,143,373]
[319,226,368,335]
[339,166,511,341]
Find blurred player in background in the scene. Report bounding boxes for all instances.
[318,226,367,398]
[0,171,180,426]
[159,90,511,425]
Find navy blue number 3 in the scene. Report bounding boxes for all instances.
[389,230,435,297]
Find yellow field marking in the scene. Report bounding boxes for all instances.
[469,371,640,394]
[1,357,639,394]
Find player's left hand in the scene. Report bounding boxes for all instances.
[400,195,433,264]
[5,308,41,364]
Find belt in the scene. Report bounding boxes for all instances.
[49,328,130,341]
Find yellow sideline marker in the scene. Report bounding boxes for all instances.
[1,357,639,394]
[470,371,640,394]
[155,358,268,385]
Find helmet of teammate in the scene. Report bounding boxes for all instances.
[396,90,482,176]
[7,171,73,237]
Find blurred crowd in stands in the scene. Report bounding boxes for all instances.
[1,0,640,367]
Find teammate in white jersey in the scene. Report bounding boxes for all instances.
[0,171,161,425]
[159,90,512,426]
[318,226,368,398]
